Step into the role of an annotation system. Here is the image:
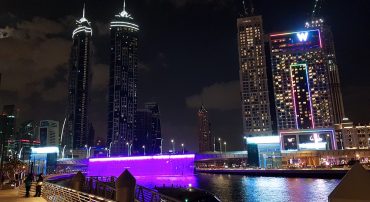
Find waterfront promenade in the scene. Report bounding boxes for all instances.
[0,188,46,202]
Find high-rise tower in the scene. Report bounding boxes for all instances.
[305,18,345,125]
[237,5,273,137]
[107,1,139,155]
[65,5,92,149]
[198,105,212,152]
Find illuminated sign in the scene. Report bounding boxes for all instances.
[296,32,309,42]
[246,136,280,144]
[31,147,59,154]
[270,29,322,52]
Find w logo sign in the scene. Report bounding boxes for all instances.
[296,32,308,42]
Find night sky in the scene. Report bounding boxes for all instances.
[0,0,369,152]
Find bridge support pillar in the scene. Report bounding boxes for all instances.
[115,169,136,202]
[71,171,85,191]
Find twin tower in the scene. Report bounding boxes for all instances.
[64,2,139,155]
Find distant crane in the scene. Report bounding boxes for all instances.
[241,0,254,17]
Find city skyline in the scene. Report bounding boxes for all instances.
[0,0,369,151]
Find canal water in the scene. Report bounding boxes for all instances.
[136,174,340,202]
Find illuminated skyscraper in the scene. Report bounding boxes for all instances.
[237,14,273,137]
[107,1,139,155]
[305,19,345,124]
[65,5,92,149]
[269,29,336,150]
[198,105,212,152]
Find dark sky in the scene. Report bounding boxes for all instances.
[0,0,369,152]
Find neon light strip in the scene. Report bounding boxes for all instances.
[317,29,323,48]
[280,129,334,135]
[304,64,315,128]
[111,21,139,28]
[89,154,195,162]
[72,26,92,38]
[110,24,139,31]
[289,65,299,129]
[270,29,319,37]
[298,142,326,149]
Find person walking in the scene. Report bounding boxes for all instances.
[24,173,33,197]
[34,173,43,197]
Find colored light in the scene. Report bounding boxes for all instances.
[297,32,309,42]
[299,142,326,150]
[246,136,280,144]
[88,154,195,177]
[289,64,299,129]
[304,64,316,128]
[31,146,59,154]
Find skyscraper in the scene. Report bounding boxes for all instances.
[237,13,273,137]
[107,1,139,155]
[144,102,162,154]
[64,5,92,150]
[198,105,212,153]
[39,120,60,146]
[269,29,336,150]
[305,19,345,124]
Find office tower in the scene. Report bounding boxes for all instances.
[335,118,370,150]
[39,120,60,146]
[65,5,92,150]
[305,19,345,124]
[134,103,162,155]
[144,102,162,154]
[269,29,336,150]
[237,14,273,137]
[107,2,139,155]
[15,120,40,160]
[0,105,16,160]
[198,105,212,152]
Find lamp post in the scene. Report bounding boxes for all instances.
[18,147,23,159]
[181,143,184,154]
[171,139,175,154]
[218,138,222,154]
[108,142,112,157]
[160,138,163,155]
[88,146,92,158]
[62,145,66,159]
[224,142,227,153]
[126,142,132,156]
[70,149,73,159]
[142,145,146,156]
[85,145,88,158]
[213,137,216,152]
[243,136,247,150]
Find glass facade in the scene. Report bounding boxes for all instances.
[107,7,139,155]
[65,8,92,149]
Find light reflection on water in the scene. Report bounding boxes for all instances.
[137,174,340,202]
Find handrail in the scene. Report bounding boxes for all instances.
[42,181,115,202]
[86,176,181,202]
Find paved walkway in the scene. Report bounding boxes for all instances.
[0,188,46,202]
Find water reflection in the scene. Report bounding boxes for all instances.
[127,174,339,201]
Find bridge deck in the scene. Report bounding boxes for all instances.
[0,188,46,202]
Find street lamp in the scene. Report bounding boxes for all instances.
[85,145,88,158]
[62,145,66,159]
[18,147,23,159]
[171,139,175,153]
[218,138,222,154]
[126,142,132,156]
[108,142,113,157]
[243,136,247,150]
[224,142,227,153]
[213,137,216,152]
[181,143,184,154]
[142,145,146,156]
[88,146,92,158]
[70,149,73,159]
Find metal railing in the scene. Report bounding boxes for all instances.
[42,181,115,202]
[86,176,180,202]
